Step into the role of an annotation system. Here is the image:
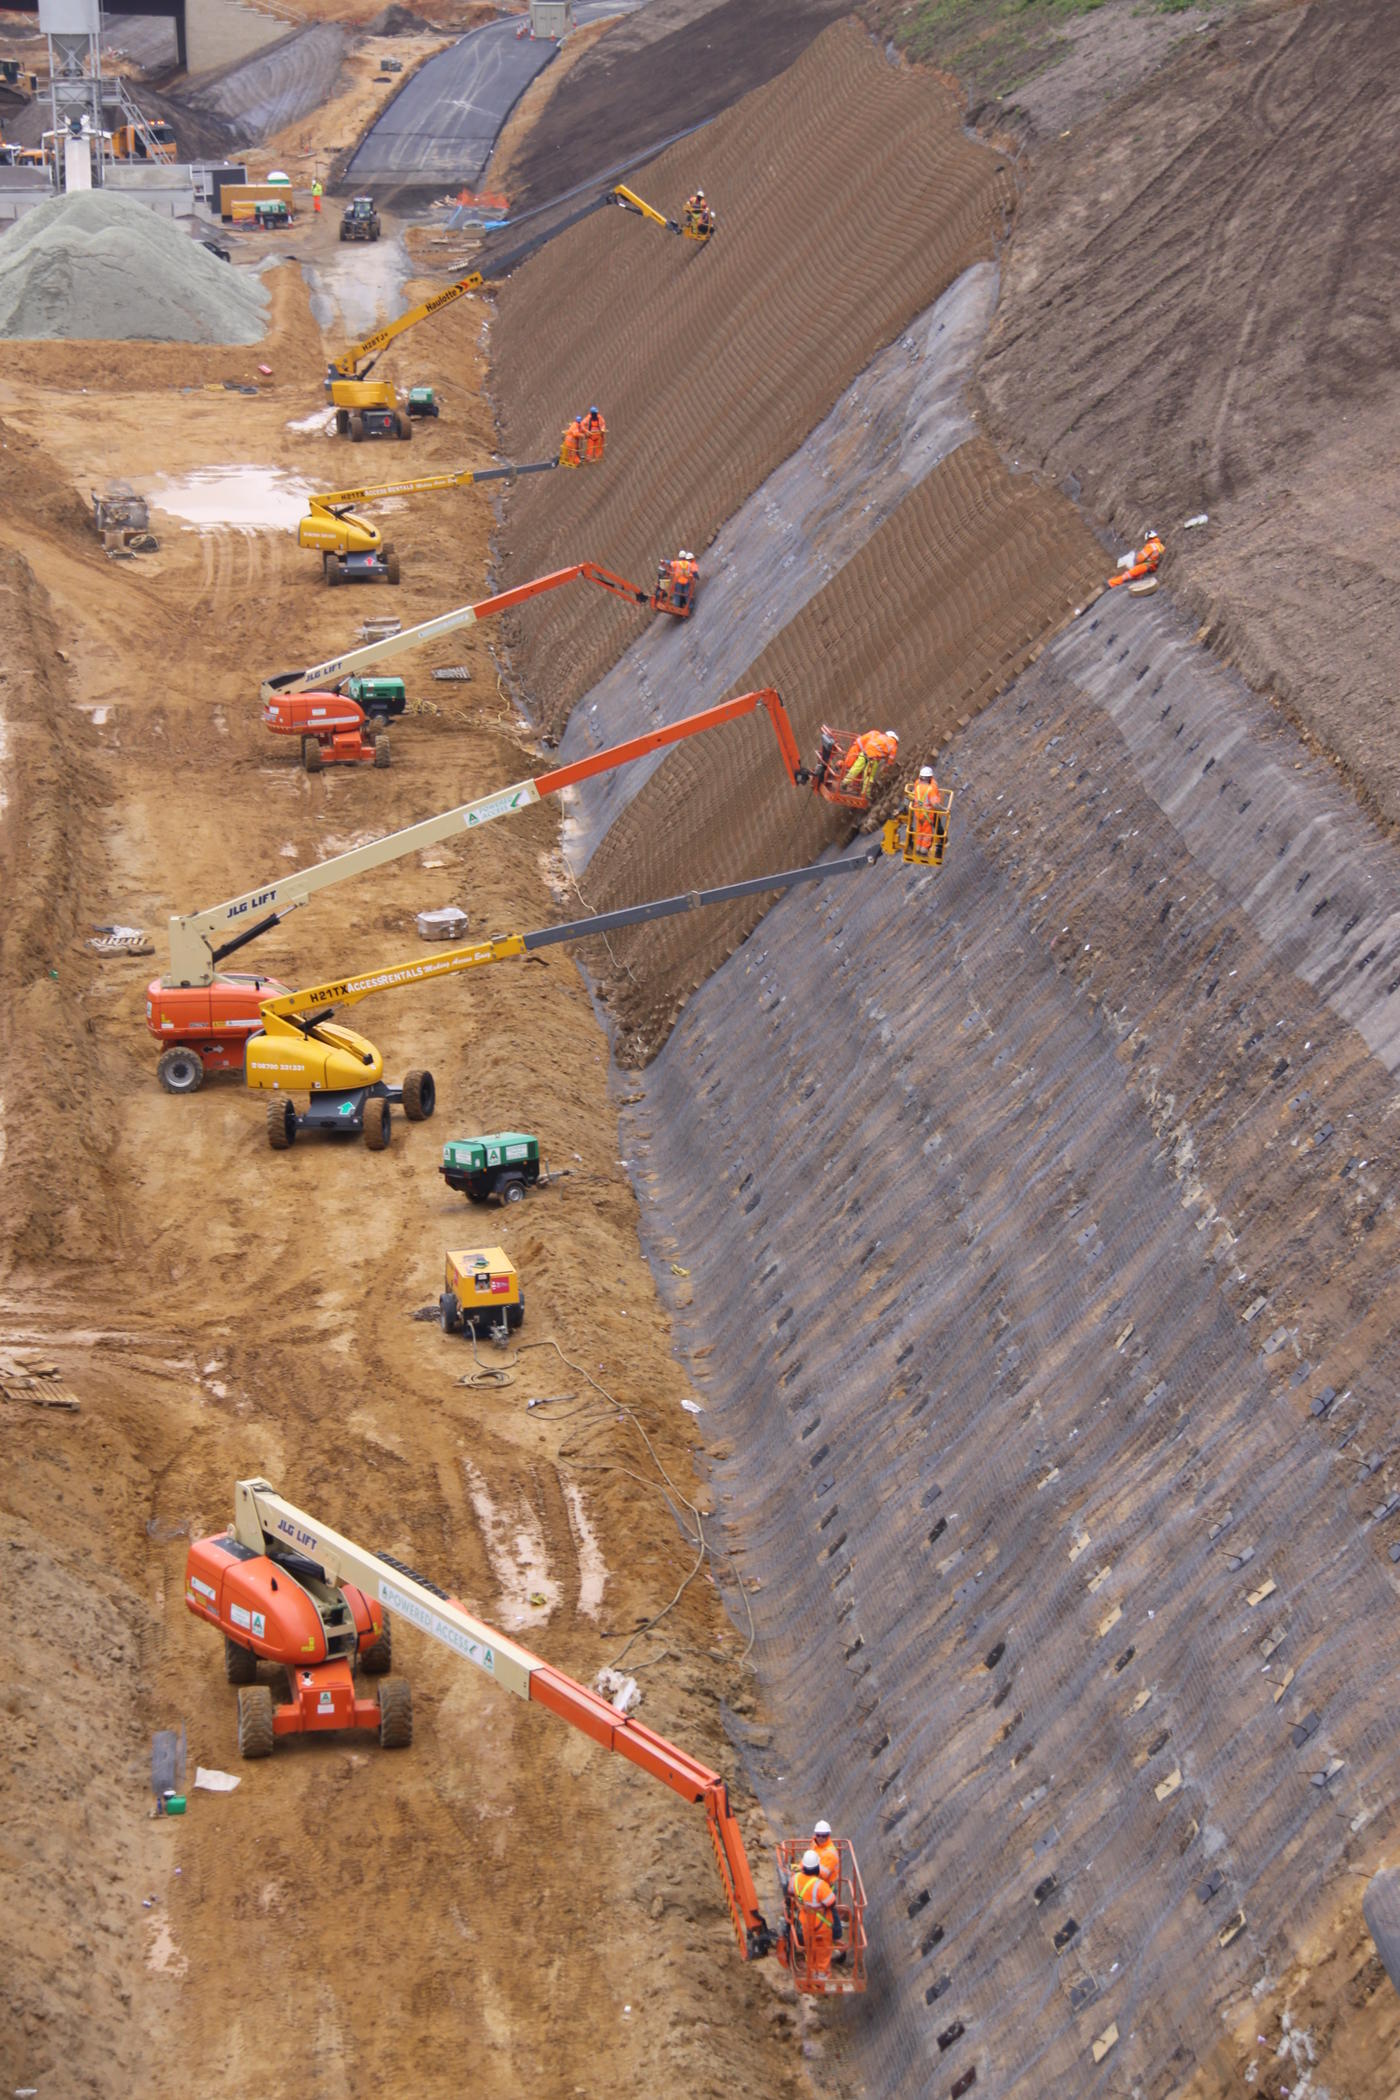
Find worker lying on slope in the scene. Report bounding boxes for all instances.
[841,727,899,799]
[1108,526,1165,588]
[788,1848,845,1979]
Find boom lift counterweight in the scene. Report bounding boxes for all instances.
[188,1479,867,1993]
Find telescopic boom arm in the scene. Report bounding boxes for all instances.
[230,1477,775,1960]
[165,690,808,987]
[304,453,566,526]
[261,563,655,700]
[258,841,884,1027]
[329,272,483,382]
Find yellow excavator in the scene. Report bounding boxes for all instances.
[297,416,604,584]
[325,270,483,441]
[610,183,714,244]
[247,821,939,1150]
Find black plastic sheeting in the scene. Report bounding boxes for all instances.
[620,596,1400,2096]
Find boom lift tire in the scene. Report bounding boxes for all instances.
[364,1097,391,1150]
[439,1291,460,1333]
[267,1098,296,1150]
[335,409,350,435]
[377,1677,413,1749]
[349,411,365,442]
[224,1635,258,1685]
[373,738,391,769]
[324,554,341,586]
[360,1616,392,1675]
[237,1682,276,1759]
[383,544,401,586]
[303,738,323,775]
[402,1068,435,1122]
[157,1045,205,1095]
[395,411,412,441]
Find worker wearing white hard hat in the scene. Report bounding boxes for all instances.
[811,1820,839,1882]
[840,727,900,801]
[789,1844,843,1979]
[911,761,942,855]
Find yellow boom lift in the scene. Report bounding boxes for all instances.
[246,827,941,1149]
[297,419,603,585]
[325,270,483,440]
[610,183,714,243]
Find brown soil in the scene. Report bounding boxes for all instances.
[0,245,810,2099]
[491,18,1016,737]
[585,437,1103,1060]
[979,0,1400,830]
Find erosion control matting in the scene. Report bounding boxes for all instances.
[560,263,1000,870]
[490,18,1015,735]
[581,437,1102,1060]
[979,0,1400,829]
[625,588,1400,2098]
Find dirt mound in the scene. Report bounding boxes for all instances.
[492,18,1015,736]
[0,190,268,343]
[979,0,1400,826]
[498,0,850,218]
[582,438,1101,1058]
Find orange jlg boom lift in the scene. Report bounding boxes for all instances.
[188,1478,868,1996]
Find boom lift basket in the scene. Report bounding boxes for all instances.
[773,1836,868,1995]
[884,785,954,869]
[808,724,885,811]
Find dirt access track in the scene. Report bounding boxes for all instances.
[0,247,810,2098]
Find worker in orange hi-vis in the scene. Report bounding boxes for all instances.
[811,1820,840,1885]
[312,178,322,214]
[560,417,584,467]
[789,1848,844,1979]
[580,405,606,462]
[841,727,899,799]
[911,765,940,854]
[1108,526,1165,588]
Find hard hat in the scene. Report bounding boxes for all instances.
[801,1849,822,1873]
[813,1819,833,1837]
[919,766,934,781]
[695,189,705,200]
[1143,526,1157,539]
[589,405,600,416]
[886,730,900,745]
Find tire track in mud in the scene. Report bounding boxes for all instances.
[581,438,1102,1058]
[490,19,1015,736]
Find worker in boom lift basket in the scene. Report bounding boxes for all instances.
[1108,526,1165,588]
[811,1819,839,1883]
[789,1847,845,1979]
[685,189,714,236]
[841,727,899,799]
[911,765,941,855]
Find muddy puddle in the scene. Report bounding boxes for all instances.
[147,466,312,533]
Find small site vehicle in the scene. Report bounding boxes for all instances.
[341,195,381,242]
[342,673,406,720]
[440,1247,524,1335]
[405,385,439,419]
[440,1131,541,1204]
[253,197,292,230]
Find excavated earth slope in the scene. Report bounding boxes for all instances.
[584,436,1102,1060]
[626,592,1400,2098]
[979,0,1400,830]
[490,19,1015,736]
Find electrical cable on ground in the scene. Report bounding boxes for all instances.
[457,1329,757,1668]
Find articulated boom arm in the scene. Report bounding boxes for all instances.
[232,1479,774,1960]
[166,690,806,987]
[330,272,483,382]
[258,838,884,1030]
[262,562,655,700]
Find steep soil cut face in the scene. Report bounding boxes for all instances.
[582,437,1102,1061]
[490,18,1016,736]
[624,592,1400,2099]
[979,0,1400,828]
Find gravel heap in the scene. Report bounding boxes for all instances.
[0,191,270,342]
